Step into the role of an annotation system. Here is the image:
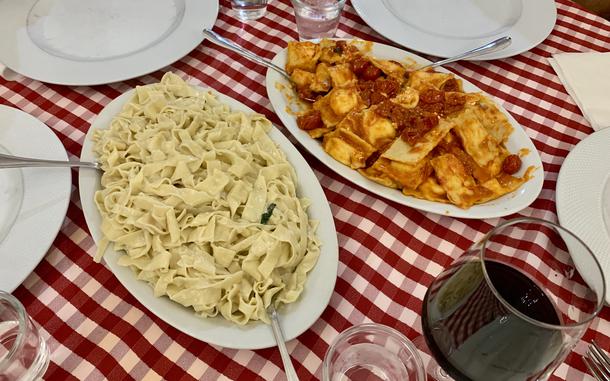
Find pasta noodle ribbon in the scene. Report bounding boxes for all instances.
[93,73,321,325]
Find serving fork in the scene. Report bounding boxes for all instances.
[202,28,511,79]
[0,153,100,170]
[202,29,292,82]
[583,340,610,381]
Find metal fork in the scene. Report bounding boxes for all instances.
[0,153,100,170]
[584,340,610,381]
[202,28,511,77]
[202,29,292,82]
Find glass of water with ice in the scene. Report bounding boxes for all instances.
[323,323,426,381]
[0,291,49,381]
[291,0,346,40]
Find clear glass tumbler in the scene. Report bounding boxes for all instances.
[231,0,269,21]
[421,217,606,381]
[0,291,49,380]
[323,323,426,381]
[291,0,346,40]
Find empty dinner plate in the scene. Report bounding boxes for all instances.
[557,128,610,304]
[0,105,71,292]
[0,0,219,85]
[351,0,557,60]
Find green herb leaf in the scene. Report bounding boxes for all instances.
[260,203,276,224]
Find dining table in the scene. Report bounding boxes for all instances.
[1,0,609,380]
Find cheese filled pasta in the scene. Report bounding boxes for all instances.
[92,73,321,325]
[288,40,535,209]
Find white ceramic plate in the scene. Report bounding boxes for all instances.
[0,0,218,86]
[0,105,71,292]
[351,0,556,60]
[265,40,544,219]
[557,128,610,304]
[79,86,339,349]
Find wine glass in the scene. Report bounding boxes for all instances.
[420,217,605,381]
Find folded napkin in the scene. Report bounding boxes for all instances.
[549,52,610,131]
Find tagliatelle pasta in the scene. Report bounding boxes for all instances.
[92,72,321,325]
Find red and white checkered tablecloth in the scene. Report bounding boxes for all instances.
[1,0,609,380]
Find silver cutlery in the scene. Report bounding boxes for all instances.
[583,340,610,381]
[267,304,300,381]
[0,153,100,170]
[419,36,512,70]
[202,29,291,82]
[202,28,511,80]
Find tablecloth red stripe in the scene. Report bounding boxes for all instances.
[1,0,609,380]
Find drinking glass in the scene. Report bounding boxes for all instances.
[421,217,605,381]
[323,323,426,381]
[231,0,269,21]
[291,0,346,40]
[0,291,49,380]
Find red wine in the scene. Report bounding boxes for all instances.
[422,260,564,381]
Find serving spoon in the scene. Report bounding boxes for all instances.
[202,28,511,79]
[267,304,300,381]
[0,153,100,170]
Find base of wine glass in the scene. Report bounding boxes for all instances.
[412,335,455,381]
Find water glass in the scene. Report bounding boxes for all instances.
[291,0,346,40]
[231,0,269,21]
[323,323,426,381]
[0,291,49,381]
[421,217,605,381]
